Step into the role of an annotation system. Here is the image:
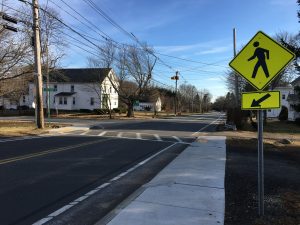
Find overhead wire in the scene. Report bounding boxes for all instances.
[80,0,185,80]
[15,0,229,90]
[13,1,176,89]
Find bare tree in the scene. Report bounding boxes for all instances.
[18,4,66,116]
[88,40,115,68]
[0,28,32,80]
[178,83,197,112]
[89,43,157,117]
[0,73,33,109]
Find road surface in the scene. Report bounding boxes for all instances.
[0,112,224,225]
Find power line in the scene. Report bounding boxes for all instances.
[53,0,112,41]
[155,52,229,68]
[81,0,181,77]
[16,0,224,87]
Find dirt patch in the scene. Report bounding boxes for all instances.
[225,137,300,225]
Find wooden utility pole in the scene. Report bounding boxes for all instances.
[32,0,44,128]
[233,28,239,106]
[171,71,179,116]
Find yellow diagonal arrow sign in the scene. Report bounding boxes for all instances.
[241,91,281,110]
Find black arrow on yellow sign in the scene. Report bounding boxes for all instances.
[251,93,271,107]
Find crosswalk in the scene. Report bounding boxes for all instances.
[0,136,42,143]
[64,130,196,144]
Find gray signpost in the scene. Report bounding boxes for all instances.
[229,31,295,216]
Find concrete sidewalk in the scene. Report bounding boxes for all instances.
[98,136,226,225]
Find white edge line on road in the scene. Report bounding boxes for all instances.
[192,114,225,136]
[32,142,179,225]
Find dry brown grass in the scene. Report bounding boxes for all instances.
[0,121,55,137]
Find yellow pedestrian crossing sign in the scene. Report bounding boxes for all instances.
[241,91,281,110]
[229,31,295,90]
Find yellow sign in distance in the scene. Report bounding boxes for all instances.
[241,91,281,110]
[229,31,295,90]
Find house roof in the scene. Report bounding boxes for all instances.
[48,68,112,83]
[54,92,76,97]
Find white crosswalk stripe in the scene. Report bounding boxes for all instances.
[98,131,107,136]
[154,134,162,141]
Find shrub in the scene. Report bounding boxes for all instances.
[144,106,152,111]
[295,118,300,126]
[278,106,288,121]
[93,109,109,115]
[79,109,92,113]
[115,107,126,114]
[17,105,29,110]
[112,108,120,113]
[226,107,248,129]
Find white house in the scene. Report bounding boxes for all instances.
[133,97,162,112]
[287,77,300,120]
[267,86,294,120]
[28,68,119,111]
[266,75,300,121]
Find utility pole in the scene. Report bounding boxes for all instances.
[233,28,239,106]
[171,71,179,116]
[32,0,44,128]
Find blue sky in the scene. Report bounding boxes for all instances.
[8,0,299,100]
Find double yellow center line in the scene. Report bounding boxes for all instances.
[0,138,111,165]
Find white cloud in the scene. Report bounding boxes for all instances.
[197,46,231,55]
[156,39,231,55]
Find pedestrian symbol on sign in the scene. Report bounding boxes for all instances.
[229,31,295,90]
[248,41,270,79]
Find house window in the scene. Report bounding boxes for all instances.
[73,97,75,105]
[59,97,63,105]
[110,87,112,93]
[64,97,67,105]
[54,85,57,91]
[282,94,286,99]
[71,85,74,92]
[114,102,117,106]
[90,97,94,106]
[22,95,26,103]
[53,97,55,103]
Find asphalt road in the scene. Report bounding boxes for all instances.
[0,112,224,225]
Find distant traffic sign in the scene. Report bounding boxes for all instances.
[43,88,55,92]
[229,31,295,90]
[241,91,280,110]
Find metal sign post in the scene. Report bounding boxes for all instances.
[229,31,295,217]
[257,110,264,216]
